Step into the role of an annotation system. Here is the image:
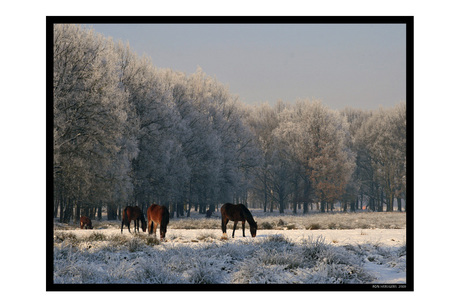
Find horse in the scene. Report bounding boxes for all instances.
[220,203,257,238]
[147,204,170,240]
[80,216,93,229]
[121,206,147,233]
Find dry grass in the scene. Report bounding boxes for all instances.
[54,211,406,233]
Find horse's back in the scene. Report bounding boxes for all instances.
[221,203,245,221]
[147,204,167,222]
[132,206,142,219]
[220,203,233,215]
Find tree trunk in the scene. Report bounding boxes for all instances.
[303,201,309,214]
[387,196,394,212]
[209,203,216,213]
[97,203,102,221]
[397,197,402,212]
[75,201,81,223]
[107,204,118,220]
[378,190,384,212]
[187,202,193,217]
[263,187,268,212]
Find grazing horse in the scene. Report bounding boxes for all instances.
[221,203,257,238]
[80,216,93,229]
[147,204,169,240]
[121,206,147,233]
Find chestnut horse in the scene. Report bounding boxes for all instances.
[80,216,93,229]
[147,204,169,240]
[221,203,257,238]
[121,206,147,233]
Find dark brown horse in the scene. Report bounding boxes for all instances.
[221,203,257,238]
[121,206,147,233]
[80,216,93,229]
[147,204,170,240]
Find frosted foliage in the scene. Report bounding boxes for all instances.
[355,102,406,211]
[54,228,407,284]
[53,24,406,220]
[54,24,136,206]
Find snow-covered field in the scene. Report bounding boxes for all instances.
[53,212,406,285]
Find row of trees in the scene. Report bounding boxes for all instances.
[53,24,406,223]
[245,100,406,213]
[53,24,260,222]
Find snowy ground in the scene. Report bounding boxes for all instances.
[53,221,406,284]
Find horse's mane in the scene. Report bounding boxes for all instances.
[239,204,257,226]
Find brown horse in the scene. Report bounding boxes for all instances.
[121,206,147,233]
[80,216,93,229]
[221,203,257,238]
[147,204,169,240]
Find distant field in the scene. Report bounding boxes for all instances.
[54,211,406,231]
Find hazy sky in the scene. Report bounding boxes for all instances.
[86,23,406,110]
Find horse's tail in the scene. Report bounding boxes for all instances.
[123,207,129,225]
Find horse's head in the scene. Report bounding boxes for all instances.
[141,219,147,232]
[250,222,257,237]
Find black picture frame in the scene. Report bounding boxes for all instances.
[47,16,413,291]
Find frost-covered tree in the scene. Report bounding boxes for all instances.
[388,102,407,211]
[274,100,355,212]
[54,24,136,222]
[54,24,405,221]
[356,102,406,211]
[246,102,281,212]
[340,107,373,211]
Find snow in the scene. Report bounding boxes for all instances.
[53,227,406,284]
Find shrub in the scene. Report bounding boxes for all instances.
[145,236,160,246]
[260,221,273,229]
[54,231,78,244]
[308,223,321,230]
[127,237,144,252]
[188,259,222,284]
[197,232,217,241]
[87,232,107,242]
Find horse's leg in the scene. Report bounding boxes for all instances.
[232,221,238,238]
[242,220,246,237]
[134,219,138,233]
[153,222,158,237]
[148,221,153,235]
[121,220,124,233]
[221,217,228,235]
[127,220,131,233]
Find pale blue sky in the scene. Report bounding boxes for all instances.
[86,23,406,110]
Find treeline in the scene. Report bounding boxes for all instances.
[247,100,406,214]
[53,24,406,223]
